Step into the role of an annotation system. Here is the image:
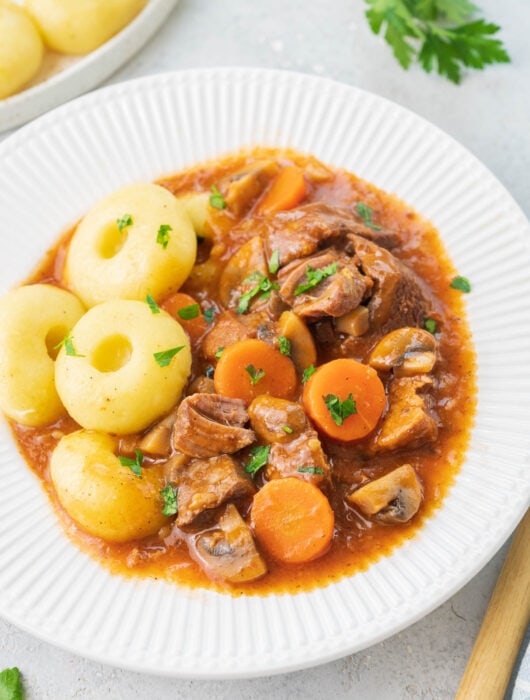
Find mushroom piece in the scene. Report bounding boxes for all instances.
[138,406,180,457]
[190,504,267,583]
[368,327,437,376]
[335,306,370,337]
[347,464,423,524]
[223,160,279,216]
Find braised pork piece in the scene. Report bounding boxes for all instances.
[13,148,475,594]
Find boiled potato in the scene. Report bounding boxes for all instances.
[0,284,85,426]
[0,1,44,99]
[55,299,191,434]
[51,430,169,541]
[64,184,197,308]
[24,0,146,55]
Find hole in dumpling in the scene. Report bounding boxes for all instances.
[45,325,69,360]
[98,222,129,259]
[91,335,132,373]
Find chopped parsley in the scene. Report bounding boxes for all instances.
[424,317,437,334]
[209,185,226,210]
[0,667,23,700]
[160,484,178,516]
[282,425,293,434]
[156,224,172,249]
[116,214,133,232]
[153,346,184,367]
[145,293,160,314]
[268,248,280,274]
[203,307,215,324]
[177,303,200,320]
[297,466,324,475]
[294,262,337,296]
[237,274,279,313]
[246,364,265,385]
[302,364,317,383]
[54,331,85,358]
[356,202,382,230]
[278,335,291,356]
[323,393,357,426]
[245,444,270,477]
[118,448,143,478]
[450,275,472,293]
[215,346,225,359]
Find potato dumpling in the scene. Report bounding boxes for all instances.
[51,430,169,541]
[55,299,191,434]
[178,192,210,238]
[0,1,44,99]
[0,284,85,426]
[25,0,146,55]
[64,184,197,308]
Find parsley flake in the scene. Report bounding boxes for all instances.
[323,393,357,426]
[450,275,472,293]
[424,317,437,334]
[282,425,293,434]
[302,364,317,383]
[203,307,215,324]
[245,444,270,477]
[215,346,225,359]
[297,466,324,475]
[0,667,23,700]
[356,202,382,230]
[145,293,160,314]
[268,249,280,275]
[237,274,279,313]
[153,346,184,367]
[177,303,200,320]
[160,484,178,516]
[246,364,265,385]
[294,262,337,296]
[156,224,172,249]
[278,335,291,356]
[116,214,133,232]
[118,448,143,478]
[54,331,85,358]
[209,185,226,210]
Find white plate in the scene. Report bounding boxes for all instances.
[0,68,529,679]
[0,0,179,133]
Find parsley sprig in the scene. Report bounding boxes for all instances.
[246,364,265,385]
[237,273,279,313]
[156,224,172,249]
[54,331,85,357]
[153,346,184,367]
[302,364,317,383]
[160,484,178,516]
[298,466,325,475]
[209,185,226,210]
[364,0,510,84]
[323,393,357,426]
[356,202,381,230]
[118,448,143,478]
[450,275,472,293]
[245,444,270,477]
[145,293,160,314]
[294,262,337,296]
[116,214,133,232]
[178,303,200,320]
[0,667,23,700]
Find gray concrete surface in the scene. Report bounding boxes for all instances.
[1,0,529,697]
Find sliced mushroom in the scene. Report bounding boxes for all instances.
[224,160,279,216]
[369,327,437,376]
[138,406,180,457]
[348,464,422,523]
[335,306,370,337]
[277,310,317,373]
[190,503,267,583]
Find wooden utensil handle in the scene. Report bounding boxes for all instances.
[455,509,530,700]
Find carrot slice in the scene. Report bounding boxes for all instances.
[303,358,386,441]
[251,478,334,564]
[255,165,307,216]
[160,292,208,344]
[214,338,297,404]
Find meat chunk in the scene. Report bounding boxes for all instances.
[248,395,309,443]
[173,393,255,458]
[267,430,331,487]
[175,454,256,526]
[189,503,267,583]
[278,249,371,319]
[202,311,255,361]
[350,235,431,330]
[375,376,438,452]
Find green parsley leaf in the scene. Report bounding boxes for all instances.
[246,364,265,385]
[245,444,270,477]
[278,335,291,356]
[156,224,172,249]
[153,346,184,367]
[145,292,160,314]
[0,667,23,700]
[364,0,510,84]
[294,262,337,296]
[424,317,437,334]
[236,274,280,313]
[209,185,226,210]
[177,303,200,320]
[160,484,178,516]
[356,202,382,230]
[323,393,357,426]
[302,364,317,383]
[118,448,143,478]
[215,346,225,359]
[116,214,133,232]
[268,249,280,275]
[282,425,293,434]
[54,331,85,358]
[203,307,215,324]
[297,466,325,475]
[450,275,472,293]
